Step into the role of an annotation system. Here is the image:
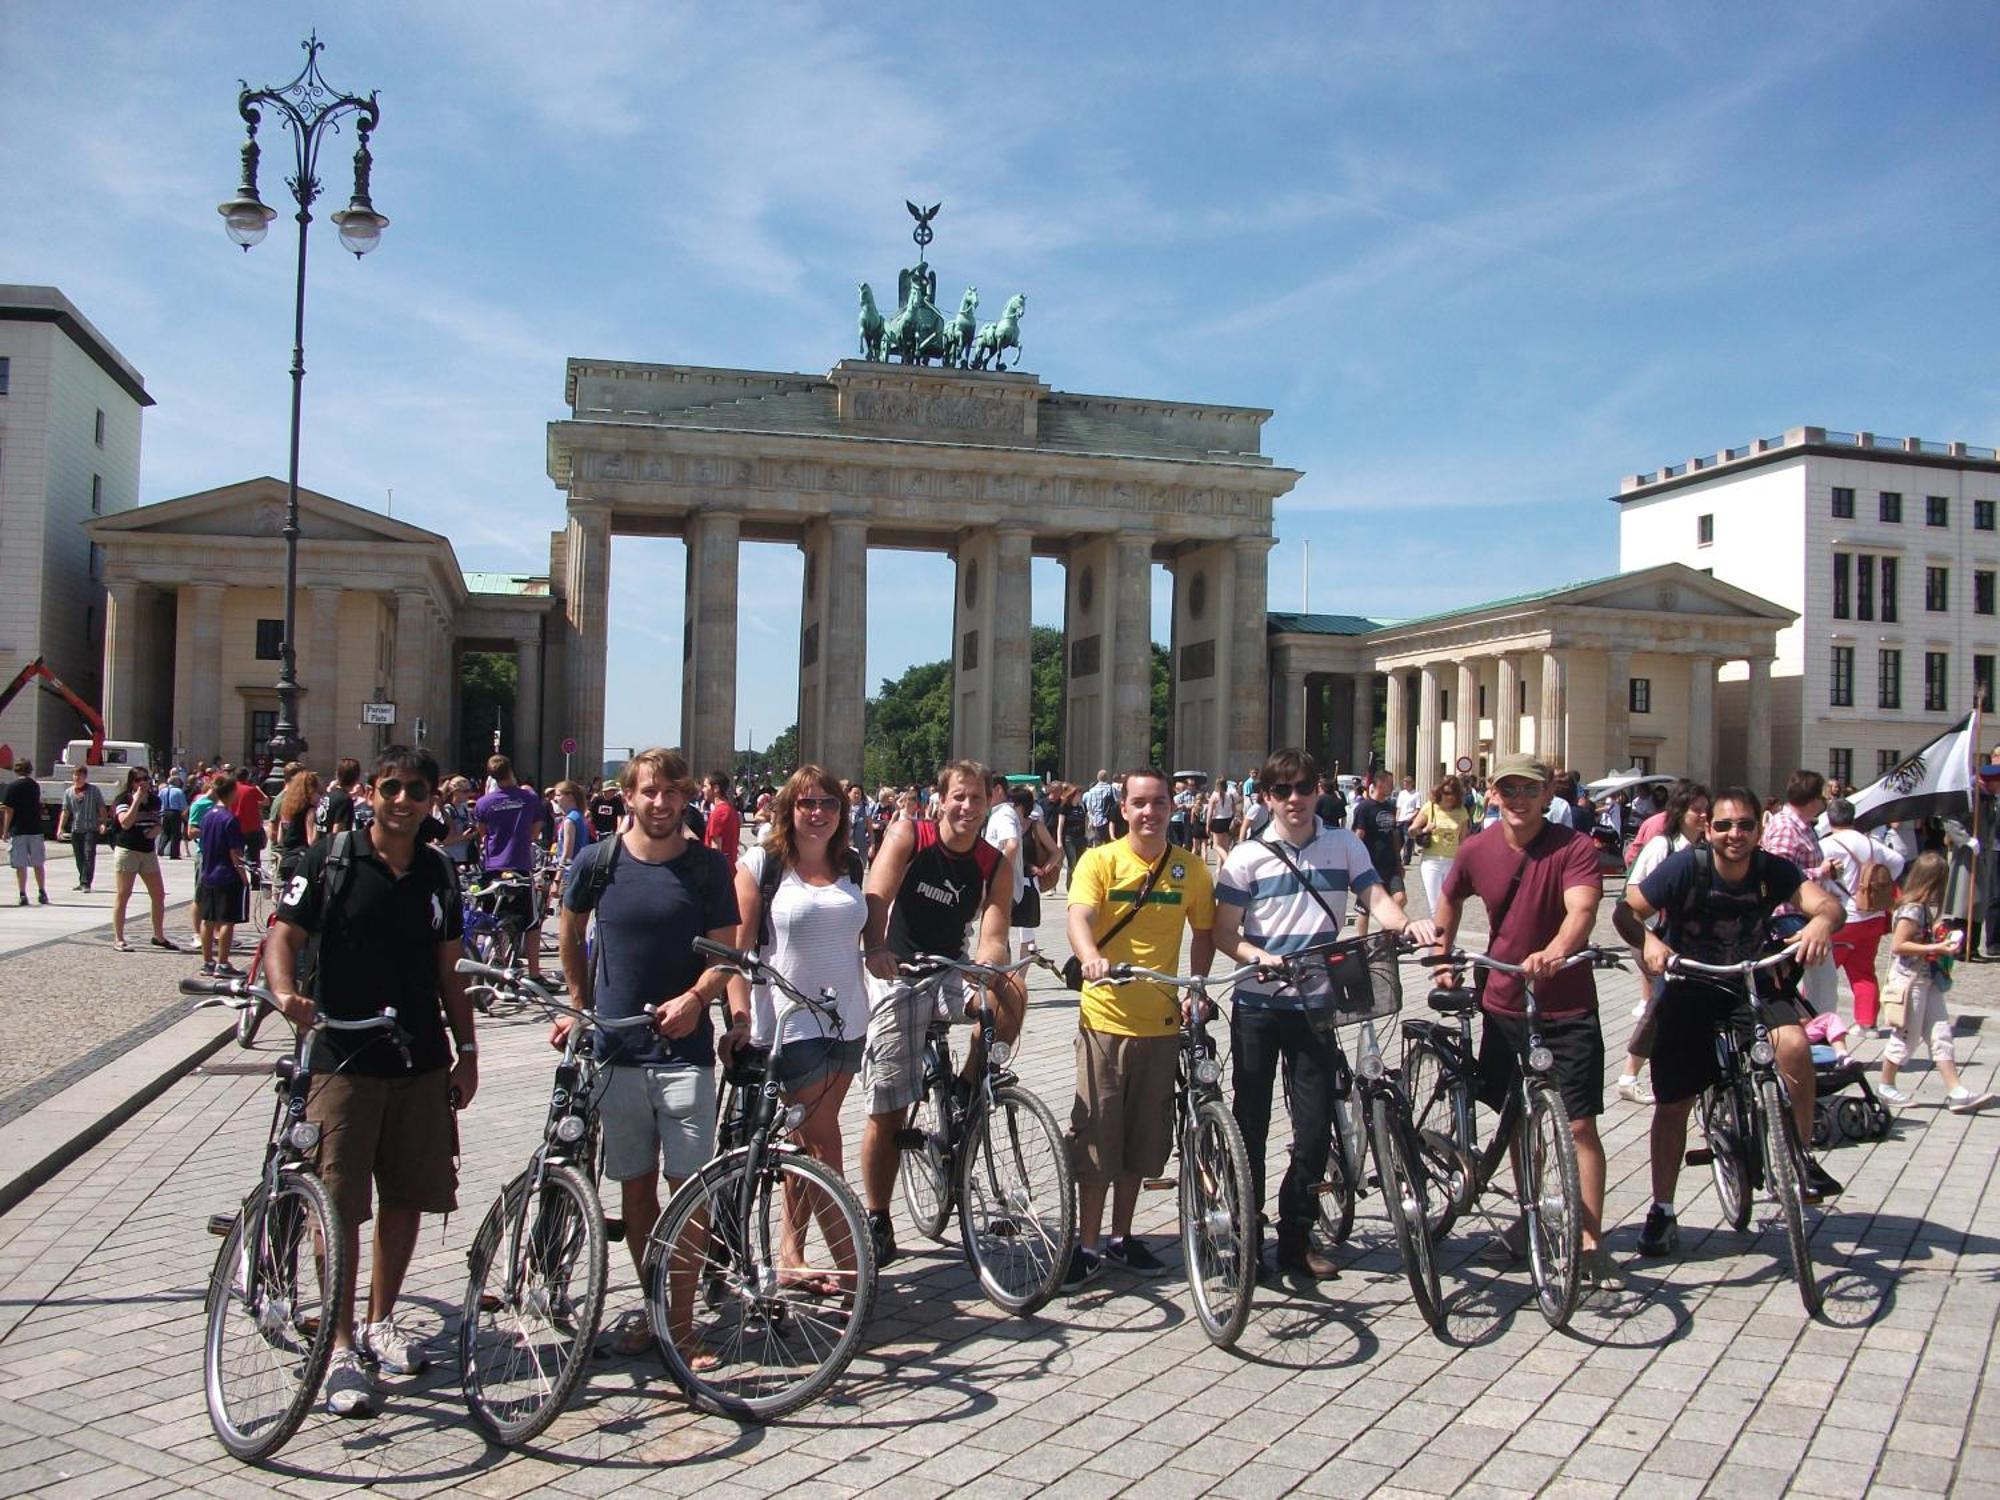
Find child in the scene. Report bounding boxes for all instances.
[1877,851,1996,1112]
[1804,1008,1854,1061]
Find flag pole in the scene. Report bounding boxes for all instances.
[1968,706,1985,942]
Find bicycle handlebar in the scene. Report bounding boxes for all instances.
[1419,944,1628,977]
[898,952,1040,985]
[180,975,406,1037]
[1098,960,1265,990]
[691,937,842,1028]
[452,958,654,1029]
[1664,942,1804,979]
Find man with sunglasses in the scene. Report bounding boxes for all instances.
[268,745,477,1417]
[1616,786,1845,1256]
[1213,749,1435,1281]
[1431,752,1615,1293]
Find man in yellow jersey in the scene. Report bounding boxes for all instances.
[1062,767,1214,1289]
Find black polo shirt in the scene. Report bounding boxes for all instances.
[276,829,463,1077]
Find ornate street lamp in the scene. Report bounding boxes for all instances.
[219,33,386,771]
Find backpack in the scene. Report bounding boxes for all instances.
[297,829,457,999]
[1666,842,1784,957]
[1855,859,1897,914]
[565,833,721,1003]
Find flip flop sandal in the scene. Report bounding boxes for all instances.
[778,1270,845,1299]
[603,1308,652,1358]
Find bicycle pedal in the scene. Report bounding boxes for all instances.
[893,1129,929,1149]
[206,1212,238,1238]
[1684,1148,1714,1166]
[1141,1177,1177,1191]
[603,1217,626,1243]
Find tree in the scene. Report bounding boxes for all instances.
[1151,642,1170,768]
[458,651,516,777]
[1030,625,1064,775]
[864,658,953,790]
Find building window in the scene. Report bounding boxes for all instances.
[83,605,94,649]
[1977,499,1996,532]
[1925,651,1949,712]
[1629,678,1651,714]
[1829,646,1854,707]
[1829,748,1852,788]
[1832,553,1850,619]
[1879,649,1902,709]
[1477,685,1487,716]
[1517,680,1528,714]
[1978,655,1997,713]
[1438,689,1450,722]
[249,710,277,764]
[1831,486,1855,519]
[1696,513,1714,546]
[1880,491,1902,523]
[93,408,105,448]
[87,543,102,582]
[255,618,285,661]
[1857,554,1875,621]
[0,356,9,396]
[1926,495,1948,528]
[1978,570,1997,615]
[1878,748,1901,776]
[1881,556,1899,622]
[1926,566,1950,611]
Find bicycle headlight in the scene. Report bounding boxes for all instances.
[988,1040,1012,1068]
[1356,1051,1385,1082]
[1527,1045,1555,1075]
[1194,1057,1222,1087]
[286,1121,322,1152]
[782,1103,808,1131]
[554,1115,588,1144]
[1749,1039,1776,1067]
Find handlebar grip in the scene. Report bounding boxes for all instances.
[179,977,242,997]
[1106,963,1133,981]
[693,936,752,966]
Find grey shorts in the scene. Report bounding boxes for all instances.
[8,834,45,869]
[863,976,970,1115]
[600,1064,717,1182]
[112,847,159,877]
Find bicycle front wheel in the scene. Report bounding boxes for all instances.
[1702,1084,1753,1231]
[960,1083,1075,1316]
[898,1079,953,1242]
[646,1150,875,1420]
[203,1174,345,1462]
[1369,1093,1443,1331]
[1180,1097,1257,1348]
[1521,1085,1583,1330]
[1400,1034,1472,1239]
[460,1162,608,1446]
[1759,1077,1822,1316]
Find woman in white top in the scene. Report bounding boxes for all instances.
[1820,796,1905,1032]
[728,764,869,1289]
[1614,782,1710,1106]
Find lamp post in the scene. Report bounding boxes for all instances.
[219,32,387,771]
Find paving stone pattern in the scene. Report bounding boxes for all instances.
[0,887,1996,1497]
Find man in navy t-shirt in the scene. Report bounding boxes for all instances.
[473,754,548,976]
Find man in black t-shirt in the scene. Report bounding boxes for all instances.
[2,760,49,906]
[315,758,361,846]
[269,745,475,1418]
[1617,785,1844,1256]
[588,781,625,839]
[1314,774,1346,834]
[1350,770,1405,934]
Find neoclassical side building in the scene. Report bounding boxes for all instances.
[1267,564,1796,789]
[85,479,555,772]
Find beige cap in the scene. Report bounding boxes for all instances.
[1490,752,1554,784]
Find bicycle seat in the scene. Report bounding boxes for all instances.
[1426,986,1477,1016]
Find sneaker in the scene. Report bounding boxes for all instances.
[35,893,48,906]
[199,961,218,978]
[1479,1218,1528,1266]
[215,961,243,978]
[1876,1083,1910,1105]
[1103,1236,1170,1278]
[359,1316,430,1375]
[1801,1158,1843,1204]
[867,1210,899,1270]
[324,1348,375,1417]
[1060,1245,1103,1292]
[1616,1076,1655,1106]
[112,939,133,953]
[1636,1205,1680,1257]
[1580,1246,1626,1305]
[149,935,180,952]
[1946,1088,1998,1114]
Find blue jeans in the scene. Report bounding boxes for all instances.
[1229,1006,1339,1240]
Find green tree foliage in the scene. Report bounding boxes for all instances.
[1030,625,1063,775]
[458,651,517,777]
[864,658,953,790]
[1151,642,1170,768]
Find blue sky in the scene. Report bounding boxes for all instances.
[5,2,1997,753]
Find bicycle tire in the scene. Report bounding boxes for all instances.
[459,1163,607,1446]
[1400,1035,1474,1239]
[897,1079,953,1242]
[1759,1077,1822,1316]
[1369,1092,1443,1331]
[1316,1092,1359,1248]
[1180,1097,1257,1348]
[1521,1085,1583,1330]
[960,1083,1075,1316]
[1701,1085,1753,1232]
[203,1173,345,1462]
[646,1150,875,1420]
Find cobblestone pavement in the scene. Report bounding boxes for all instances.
[0,881,1996,1498]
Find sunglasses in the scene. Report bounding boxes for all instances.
[376,778,432,802]
[796,796,841,814]
[1709,817,1758,834]
[1262,781,1315,800]
[1494,781,1543,800]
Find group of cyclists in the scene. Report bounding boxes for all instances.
[200,727,1966,1450]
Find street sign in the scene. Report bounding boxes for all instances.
[560,736,577,756]
[1455,755,1474,774]
[361,702,397,726]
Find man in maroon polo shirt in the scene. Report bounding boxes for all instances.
[1432,750,1615,1296]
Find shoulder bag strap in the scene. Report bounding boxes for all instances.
[1486,836,1532,937]
[1259,837,1344,934]
[1096,846,1172,952]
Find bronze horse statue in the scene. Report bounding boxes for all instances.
[938,287,977,368]
[970,293,1026,371]
[858,283,885,361]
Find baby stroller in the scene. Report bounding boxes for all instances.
[1809,1044,1893,1147]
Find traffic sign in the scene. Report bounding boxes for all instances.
[1455,755,1474,774]
[560,736,577,756]
[361,702,397,726]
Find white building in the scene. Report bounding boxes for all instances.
[0,287,151,769]
[1616,425,2000,790]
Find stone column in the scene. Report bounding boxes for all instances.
[797,518,868,784]
[1226,537,1272,776]
[1686,654,1716,785]
[303,586,341,767]
[1745,655,1774,794]
[101,581,141,742]
[1351,672,1376,772]
[989,527,1034,772]
[514,631,543,779]
[1538,650,1567,770]
[1384,670,1408,778]
[564,505,611,779]
[680,510,740,777]
[1602,648,1632,775]
[178,582,225,763]
[1495,655,1522,757]
[949,527,997,764]
[393,591,428,748]
[1111,532,1154,769]
[1416,665,1442,784]
[1454,661,1478,775]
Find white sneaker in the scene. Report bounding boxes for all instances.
[1616,1077,1655,1106]
[1947,1087,1997,1114]
[1876,1083,1909,1105]
[324,1348,375,1416]
[359,1316,430,1374]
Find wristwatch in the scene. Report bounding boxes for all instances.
[455,1040,478,1056]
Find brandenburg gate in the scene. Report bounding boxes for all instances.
[546,209,1300,784]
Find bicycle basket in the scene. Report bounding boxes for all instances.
[1324,933,1404,1025]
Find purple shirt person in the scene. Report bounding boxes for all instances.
[475,781,545,873]
[198,804,246,890]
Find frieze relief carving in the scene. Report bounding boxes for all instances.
[849,390,1023,434]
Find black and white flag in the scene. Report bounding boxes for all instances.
[1843,712,1981,833]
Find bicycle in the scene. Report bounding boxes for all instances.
[461,872,535,1013]
[181,974,409,1462]
[638,937,877,1420]
[892,952,1076,1316]
[1101,961,1262,1347]
[1402,945,1629,1330]
[1664,943,1823,1315]
[450,959,654,1446]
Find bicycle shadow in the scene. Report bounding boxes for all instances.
[1423,1240,1694,1351]
[1229,1279,1380,1370]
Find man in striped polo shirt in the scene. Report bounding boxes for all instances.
[1213,748,1435,1281]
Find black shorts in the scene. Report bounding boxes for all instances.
[196,882,248,924]
[1476,1010,1604,1121]
[1376,868,1406,898]
[1208,818,1236,835]
[1649,978,1808,1105]
[1010,886,1040,928]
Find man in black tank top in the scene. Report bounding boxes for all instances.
[857,759,1021,1265]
